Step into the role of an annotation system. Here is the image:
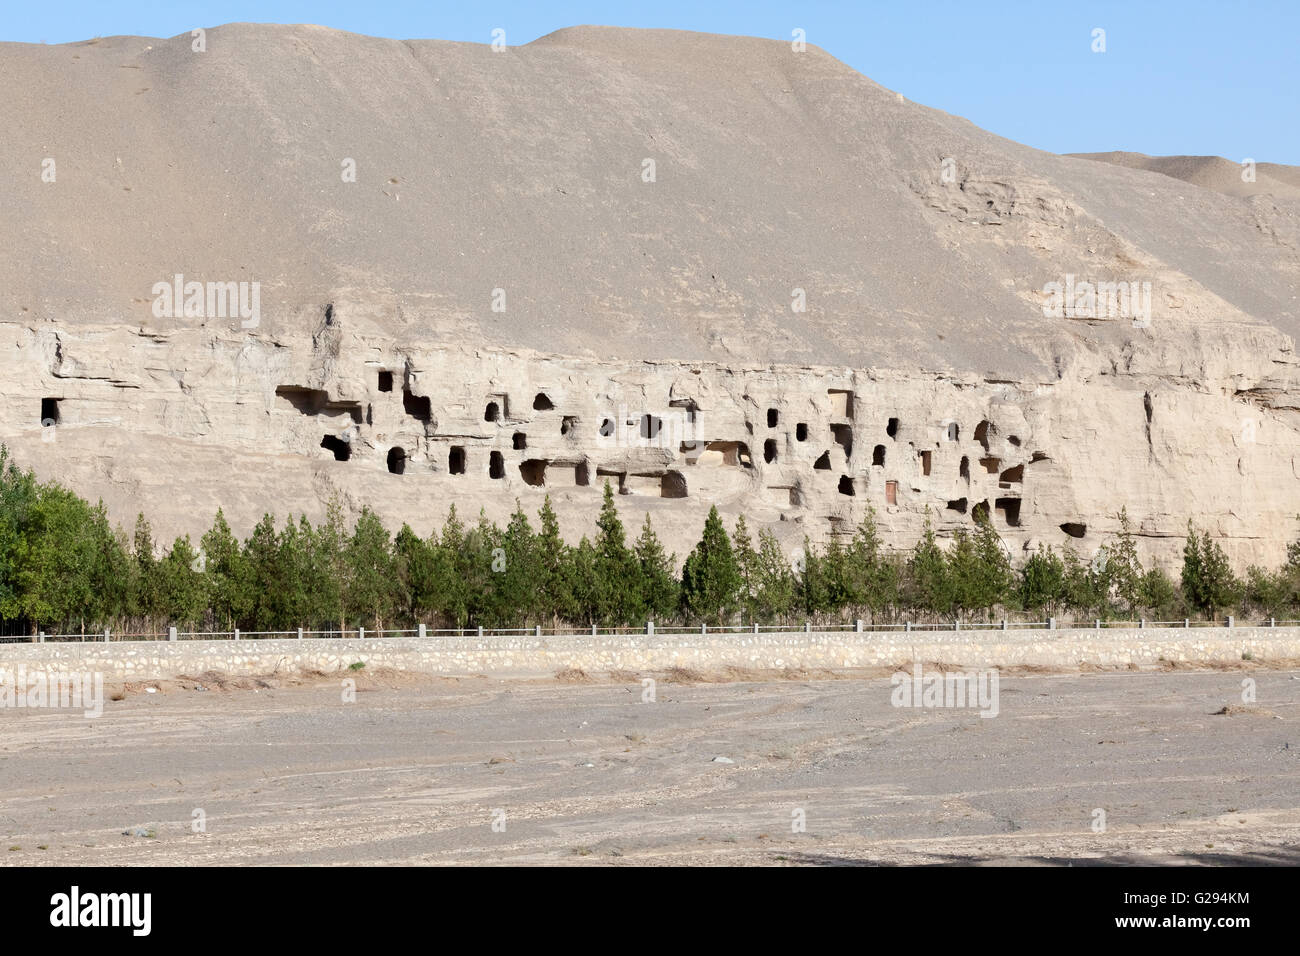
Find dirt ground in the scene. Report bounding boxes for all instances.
[2,665,1298,865]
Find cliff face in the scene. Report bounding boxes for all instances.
[2,24,1299,567]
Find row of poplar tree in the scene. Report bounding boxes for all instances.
[0,444,1292,634]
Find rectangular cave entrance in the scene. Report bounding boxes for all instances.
[489,451,505,479]
[885,480,898,505]
[520,459,546,486]
[41,397,61,425]
[277,386,363,424]
[448,446,466,475]
[377,370,393,392]
[830,423,853,458]
[995,497,1022,527]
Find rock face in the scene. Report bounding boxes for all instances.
[2,23,1299,569]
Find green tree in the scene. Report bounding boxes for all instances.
[16,484,100,631]
[905,508,949,614]
[1138,566,1180,618]
[534,496,567,624]
[681,505,742,624]
[242,514,282,630]
[202,509,249,631]
[1181,522,1239,618]
[592,482,642,625]
[436,506,473,628]
[845,505,898,619]
[0,446,38,624]
[1019,546,1065,614]
[345,507,397,630]
[752,528,796,622]
[155,535,208,628]
[731,515,759,621]
[1106,507,1144,613]
[393,523,437,626]
[560,537,599,626]
[635,514,679,623]
[129,513,161,622]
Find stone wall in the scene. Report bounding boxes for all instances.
[2,627,1296,681]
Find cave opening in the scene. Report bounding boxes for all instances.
[321,435,351,461]
[520,459,546,486]
[403,387,432,423]
[387,447,406,475]
[764,438,777,464]
[831,423,853,458]
[995,497,1022,527]
[448,446,466,475]
[489,451,505,479]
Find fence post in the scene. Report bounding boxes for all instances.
[905,621,912,633]
[1184,618,1190,629]
[104,627,110,643]
[1227,615,1234,629]
[1270,617,1276,628]
[168,626,177,642]
[1139,618,1145,629]
[38,631,45,644]
[477,625,484,638]
[418,623,426,639]
[1001,619,1008,631]
[1048,617,1056,631]
[359,626,365,640]
[701,623,707,635]
[753,622,759,634]
[804,621,811,633]
[954,620,961,632]
[646,621,654,637]
[234,628,240,641]
[590,623,596,637]
[1095,619,1101,630]
[535,624,542,638]
[298,627,304,639]
[855,619,864,633]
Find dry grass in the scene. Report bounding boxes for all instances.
[554,667,594,683]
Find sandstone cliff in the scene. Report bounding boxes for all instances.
[2,24,1298,569]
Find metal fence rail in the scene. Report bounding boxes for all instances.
[2,614,1292,645]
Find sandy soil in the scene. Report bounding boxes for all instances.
[2,667,1298,865]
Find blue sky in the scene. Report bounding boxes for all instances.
[4,0,1296,164]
